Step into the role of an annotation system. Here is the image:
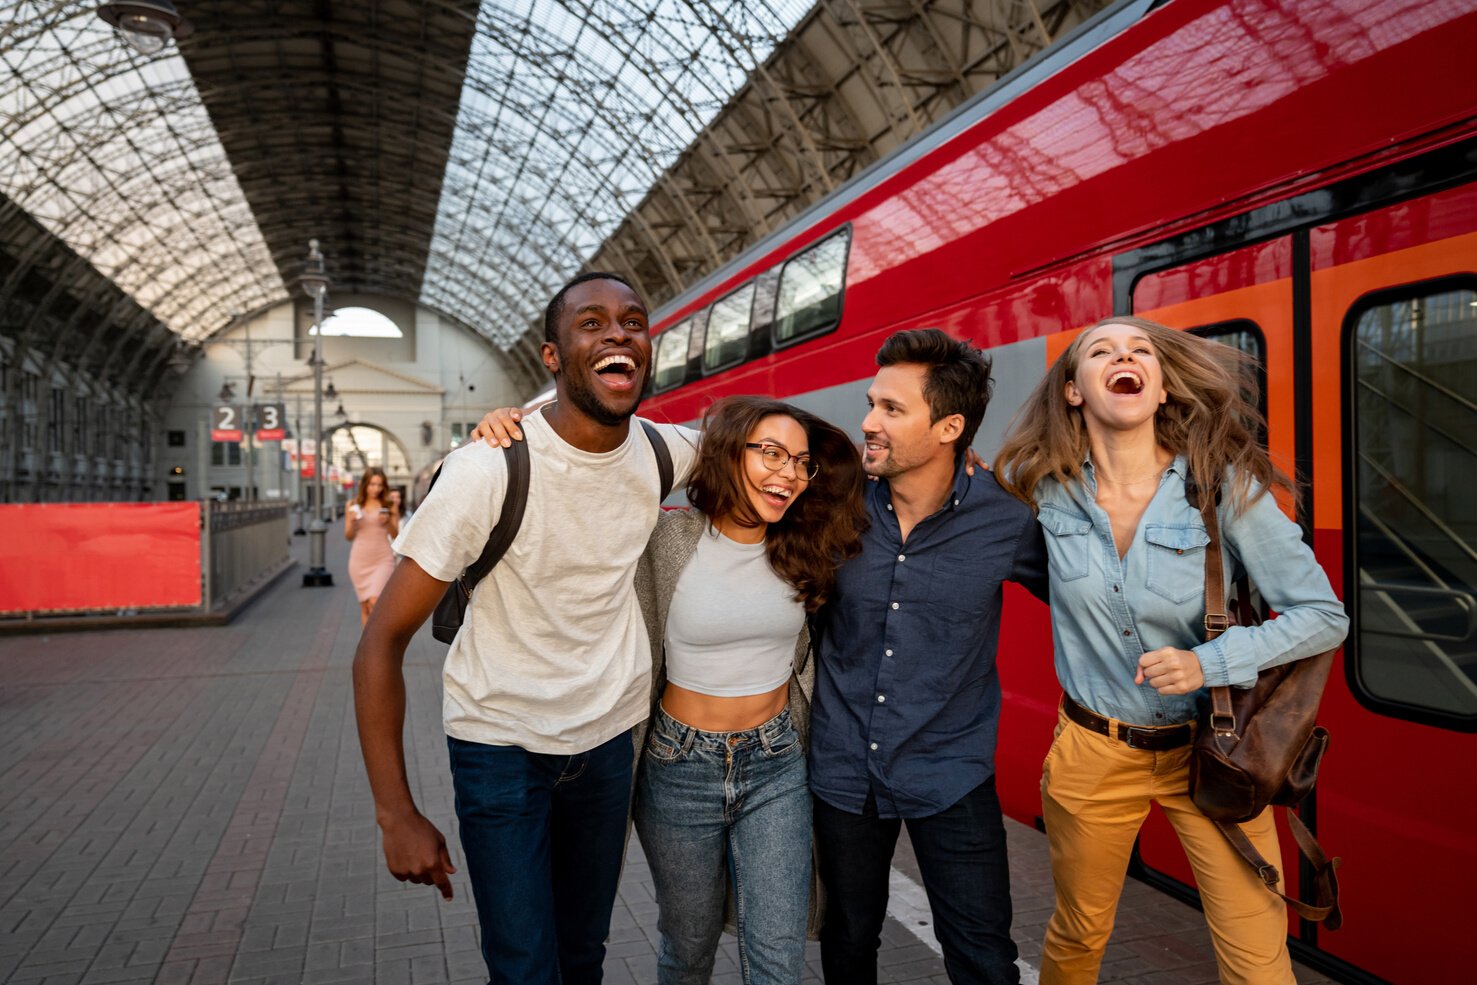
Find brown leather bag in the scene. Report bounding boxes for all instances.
[1189,491,1343,929]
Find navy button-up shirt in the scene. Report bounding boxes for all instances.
[809,461,1048,818]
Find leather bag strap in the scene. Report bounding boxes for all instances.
[1197,492,1236,735]
[1213,815,1343,928]
[1195,481,1343,928]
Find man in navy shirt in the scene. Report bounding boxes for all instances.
[810,329,1048,985]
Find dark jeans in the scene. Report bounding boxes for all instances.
[447,730,633,985]
[813,776,1018,985]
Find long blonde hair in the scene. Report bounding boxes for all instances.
[994,316,1293,514]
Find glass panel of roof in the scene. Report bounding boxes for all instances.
[423,0,815,347]
[0,1,285,342]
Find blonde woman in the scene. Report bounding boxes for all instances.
[996,317,1348,985]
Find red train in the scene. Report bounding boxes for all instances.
[634,1,1477,981]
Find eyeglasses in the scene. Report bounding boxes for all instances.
[745,442,819,480]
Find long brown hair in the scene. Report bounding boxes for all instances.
[995,316,1293,514]
[687,396,866,612]
[353,467,388,509]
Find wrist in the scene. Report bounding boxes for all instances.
[375,802,420,828]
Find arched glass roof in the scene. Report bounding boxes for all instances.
[424,0,815,344]
[1,4,287,342]
[1,0,814,348]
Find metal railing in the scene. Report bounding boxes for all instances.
[203,501,291,609]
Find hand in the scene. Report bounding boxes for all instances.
[1135,647,1205,695]
[378,809,457,900]
[964,447,989,477]
[471,408,524,448]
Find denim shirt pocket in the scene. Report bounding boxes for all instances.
[1039,505,1093,583]
[1144,523,1211,604]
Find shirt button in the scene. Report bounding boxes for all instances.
[886,504,893,511]
[1176,548,1184,555]
[1123,629,1132,636]
[869,742,879,751]
[884,648,893,657]
[891,602,899,610]
[897,554,906,562]
[1155,712,1164,719]
[877,694,886,703]
[1113,584,1120,592]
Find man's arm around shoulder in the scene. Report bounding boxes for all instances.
[985,472,1050,604]
[352,559,458,900]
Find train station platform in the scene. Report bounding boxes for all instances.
[0,533,1337,985]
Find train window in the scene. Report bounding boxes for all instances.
[774,228,850,347]
[1191,320,1267,430]
[653,319,693,392]
[1347,281,1477,727]
[704,283,755,373]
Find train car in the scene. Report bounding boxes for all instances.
[633,0,1477,981]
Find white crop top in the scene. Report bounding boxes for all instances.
[663,528,805,697]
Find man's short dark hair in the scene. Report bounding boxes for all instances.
[543,271,639,344]
[876,328,994,452]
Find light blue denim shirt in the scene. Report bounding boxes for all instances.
[1034,456,1349,727]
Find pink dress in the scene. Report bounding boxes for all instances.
[348,504,396,601]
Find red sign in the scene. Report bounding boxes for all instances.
[0,503,202,613]
[301,453,316,478]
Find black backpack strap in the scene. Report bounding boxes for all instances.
[461,438,531,592]
[638,420,674,501]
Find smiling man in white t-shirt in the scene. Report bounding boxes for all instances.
[352,272,698,985]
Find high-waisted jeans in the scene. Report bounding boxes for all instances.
[633,705,812,985]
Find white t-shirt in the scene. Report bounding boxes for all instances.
[393,409,699,753]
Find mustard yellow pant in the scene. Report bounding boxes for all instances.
[1039,707,1295,985]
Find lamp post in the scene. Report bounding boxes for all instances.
[300,240,333,588]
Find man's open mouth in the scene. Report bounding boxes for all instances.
[1107,370,1143,395]
[594,354,638,390]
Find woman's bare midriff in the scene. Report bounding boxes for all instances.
[660,681,789,732]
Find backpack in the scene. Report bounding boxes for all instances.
[428,420,675,643]
[1189,486,1343,928]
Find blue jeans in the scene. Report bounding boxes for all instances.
[633,705,812,985]
[813,776,1018,985]
[447,730,633,985]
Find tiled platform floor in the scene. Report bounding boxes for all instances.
[1,534,1335,985]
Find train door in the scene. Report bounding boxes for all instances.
[1121,179,1477,983]
[1303,182,1477,984]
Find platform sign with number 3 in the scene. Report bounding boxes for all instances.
[254,402,286,441]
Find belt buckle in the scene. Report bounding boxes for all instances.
[1121,724,1173,751]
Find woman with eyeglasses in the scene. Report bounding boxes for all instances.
[471,393,865,983]
[628,394,864,985]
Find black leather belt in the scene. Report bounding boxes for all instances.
[1062,694,1193,751]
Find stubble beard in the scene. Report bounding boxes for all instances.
[559,367,639,427]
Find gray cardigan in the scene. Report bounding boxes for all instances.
[630,507,823,938]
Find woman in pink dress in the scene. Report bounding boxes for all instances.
[345,467,400,624]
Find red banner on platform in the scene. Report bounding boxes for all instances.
[0,502,202,614]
